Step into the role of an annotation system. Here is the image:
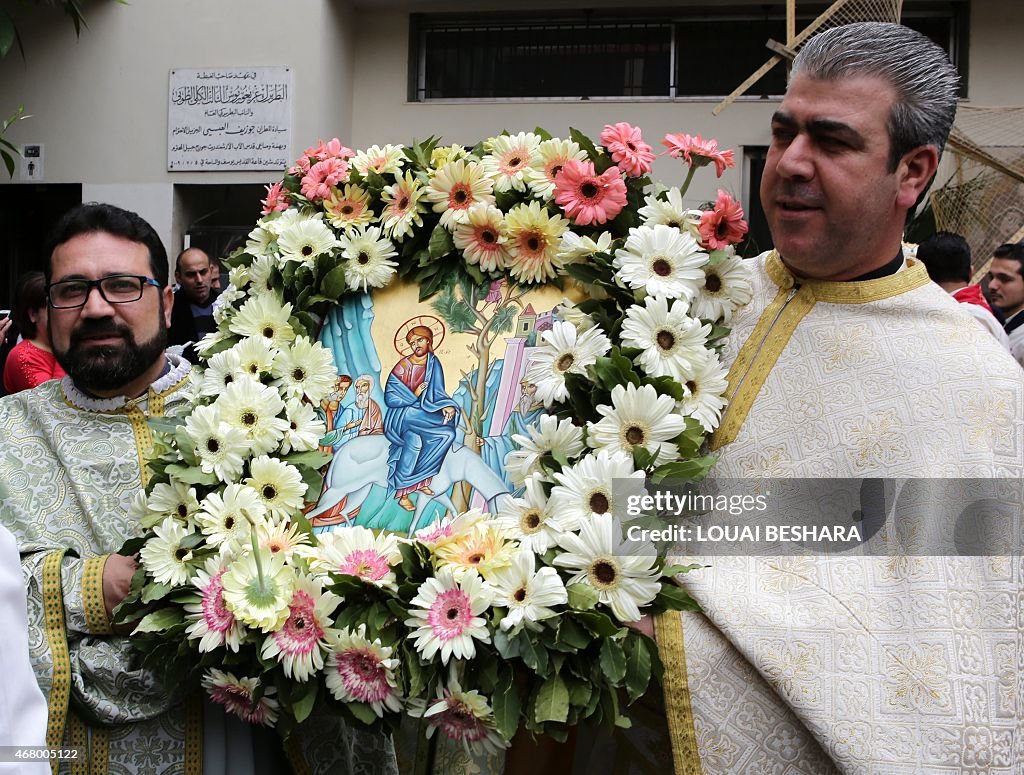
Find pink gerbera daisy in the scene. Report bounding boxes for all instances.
[553,160,628,226]
[260,577,341,681]
[202,669,280,727]
[698,190,749,250]
[305,527,402,589]
[324,625,403,717]
[414,674,507,754]
[300,157,350,201]
[261,181,290,215]
[185,559,244,653]
[661,133,736,178]
[600,122,655,177]
[404,566,492,663]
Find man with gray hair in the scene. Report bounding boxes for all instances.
[650,22,1023,775]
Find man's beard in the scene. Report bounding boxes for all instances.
[355,392,367,409]
[54,318,167,394]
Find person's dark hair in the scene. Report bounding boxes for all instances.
[915,231,971,285]
[43,203,169,286]
[791,22,959,171]
[12,271,48,339]
[993,242,1024,277]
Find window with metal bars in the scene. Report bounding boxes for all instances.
[409,3,967,101]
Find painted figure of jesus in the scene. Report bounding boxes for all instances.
[383,325,459,511]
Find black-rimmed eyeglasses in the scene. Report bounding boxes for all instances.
[47,275,163,309]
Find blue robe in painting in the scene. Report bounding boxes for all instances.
[383,352,459,496]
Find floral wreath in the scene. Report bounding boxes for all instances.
[117,125,753,753]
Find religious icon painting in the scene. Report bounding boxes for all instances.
[308,274,576,535]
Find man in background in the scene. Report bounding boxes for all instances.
[168,246,219,362]
[987,240,1024,367]
[915,230,1009,346]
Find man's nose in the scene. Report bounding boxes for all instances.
[775,136,814,180]
[80,285,118,316]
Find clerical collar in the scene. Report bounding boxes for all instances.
[1005,310,1024,335]
[63,355,191,412]
[848,250,905,282]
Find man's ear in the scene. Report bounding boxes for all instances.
[895,144,940,209]
[162,285,174,328]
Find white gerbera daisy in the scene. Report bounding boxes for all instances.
[548,449,644,522]
[494,472,575,552]
[280,399,325,455]
[305,527,402,589]
[637,188,700,232]
[221,548,295,633]
[588,383,686,465]
[677,352,729,433]
[620,295,712,383]
[202,669,279,726]
[184,404,249,481]
[228,293,295,350]
[197,349,241,398]
[614,224,708,301]
[245,224,277,258]
[196,484,268,549]
[227,264,250,291]
[433,519,517,581]
[380,171,427,241]
[691,252,754,323]
[488,548,567,632]
[247,254,278,295]
[339,226,399,291]
[147,480,201,524]
[424,159,496,230]
[351,143,406,176]
[276,215,340,264]
[324,624,403,717]
[554,514,661,622]
[452,203,512,272]
[185,556,245,653]
[505,414,585,485]
[139,516,195,586]
[194,328,234,358]
[215,379,288,456]
[404,566,493,664]
[257,520,311,559]
[261,575,341,682]
[482,132,542,192]
[525,137,588,200]
[272,336,338,402]
[232,336,277,381]
[262,208,309,237]
[555,230,613,265]
[524,320,611,406]
[412,672,508,755]
[245,455,307,521]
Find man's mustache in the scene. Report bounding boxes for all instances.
[69,319,133,346]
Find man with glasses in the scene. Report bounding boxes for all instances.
[0,203,396,774]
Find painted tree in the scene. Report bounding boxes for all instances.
[431,274,526,510]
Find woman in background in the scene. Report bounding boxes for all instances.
[2,271,65,394]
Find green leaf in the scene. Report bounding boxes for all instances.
[493,629,521,660]
[599,638,627,684]
[655,583,701,612]
[135,608,183,634]
[291,681,318,723]
[661,563,703,578]
[296,464,324,500]
[556,617,591,650]
[567,582,599,611]
[650,456,716,484]
[569,127,600,164]
[624,636,653,702]
[575,610,622,638]
[517,631,549,674]
[403,643,425,698]
[347,701,378,726]
[282,450,333,469]
[534,673,569,724]
[428,223,454,259]
[565,673,593,708]
[492,669,521,742]
[321,263,348,300]
[165,464,218,486]
[533,126,553,142]
[141,581,172,603]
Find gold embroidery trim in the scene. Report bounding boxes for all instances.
[185,693,203,775]
[42,550,71,774]
[765,251,931,304]
[285,734,311,775]
[89,724,109,775]
[81,556,111,635]
[68,711,88,775]
[655,611,701,775]
[711,284,816,450]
